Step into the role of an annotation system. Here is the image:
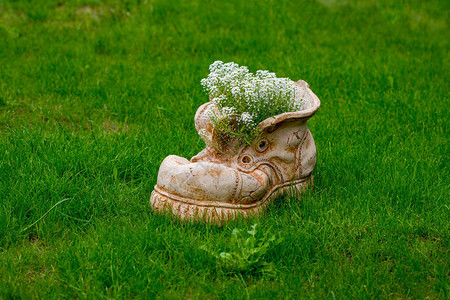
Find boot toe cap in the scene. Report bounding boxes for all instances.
[156,155,268,204]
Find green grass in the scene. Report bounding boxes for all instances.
[0,0,448,298]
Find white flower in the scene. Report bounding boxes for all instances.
[200,61,303,137]
[212,95,227,106]
[209,60,224,72]
[198,128,207,137]
[256,70,276,79]
[222,106,237,116]
[231,86,240,97]
[240,112,255,127]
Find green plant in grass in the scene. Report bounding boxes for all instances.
[201,224,283,274]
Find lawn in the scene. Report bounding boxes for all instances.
[0,0,448,298]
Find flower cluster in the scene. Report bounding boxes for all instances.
[200,61,304,146]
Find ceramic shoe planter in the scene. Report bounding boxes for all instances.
[150,80,320,223]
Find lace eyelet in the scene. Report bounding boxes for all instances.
[241,155,252,164]
[256,139,269,152]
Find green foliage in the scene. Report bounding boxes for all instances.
[201,224,283,274]
[200,61,302,148]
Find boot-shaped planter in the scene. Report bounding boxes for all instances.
[151,80,320,223]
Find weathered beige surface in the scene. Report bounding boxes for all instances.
[150,80,321,223]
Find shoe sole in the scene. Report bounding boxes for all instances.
[150,176,312,223]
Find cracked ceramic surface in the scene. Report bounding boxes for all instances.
[150,80,320,223]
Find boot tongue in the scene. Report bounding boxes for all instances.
[194,102,247,156]
[210,117,243,155]
[190,145,236,166]
[213,134,241,155]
